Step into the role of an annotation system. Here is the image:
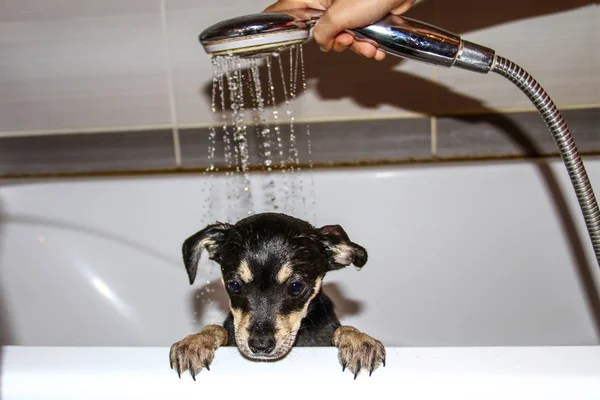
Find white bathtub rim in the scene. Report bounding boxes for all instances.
[2,345,600,399]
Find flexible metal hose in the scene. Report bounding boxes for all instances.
[492,56,600,266]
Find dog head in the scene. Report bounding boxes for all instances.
[182,212,367,360]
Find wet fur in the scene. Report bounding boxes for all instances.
[170,212,385,379]
[222,287,341,348]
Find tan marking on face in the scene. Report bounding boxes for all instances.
[237,260,253,283]
[230,303,252,356]
[276,262,294,284]
[273,277,323,356]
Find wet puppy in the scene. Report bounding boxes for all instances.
[169,212,385,379]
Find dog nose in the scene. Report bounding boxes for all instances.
[248,336,276,354]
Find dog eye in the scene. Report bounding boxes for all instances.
[227,281,242,294]
[288,282,305,296]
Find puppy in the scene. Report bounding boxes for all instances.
[169,212,385,379]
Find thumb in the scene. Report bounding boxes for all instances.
[264,0,327,13]
[311,1,359,51]
[312,0,398,51]
[390,0,417,15]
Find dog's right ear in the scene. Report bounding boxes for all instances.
[319,224,368,271]
[182,222,231,285]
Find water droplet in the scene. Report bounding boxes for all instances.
[206,46,315,224]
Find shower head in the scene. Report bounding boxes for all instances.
[199,9,321,59]
[199,8,496,73]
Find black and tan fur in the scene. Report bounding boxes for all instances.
[169,212,385,379]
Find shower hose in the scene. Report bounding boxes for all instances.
[491,56,600,267]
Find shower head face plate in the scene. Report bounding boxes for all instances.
[199,10,322,58]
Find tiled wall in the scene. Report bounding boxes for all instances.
[0,0,598,176]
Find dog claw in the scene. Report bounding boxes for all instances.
[383,358,386,367]
[189,360,196,381]
[354,360,361,380]
[176,359,182,378]
[200,356,211,371]
[342,362,347,372]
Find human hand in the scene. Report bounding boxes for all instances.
[264,0,417,61]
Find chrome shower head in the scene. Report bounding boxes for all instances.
[199,8,496,73]
[199,9,321,59]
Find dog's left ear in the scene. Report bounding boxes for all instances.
[319,225,368,271]
[182,222,231,285]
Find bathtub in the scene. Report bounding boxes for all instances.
[2,157,600,398]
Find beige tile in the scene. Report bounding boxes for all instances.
[166,0,438,126]
[0,0,159,21]
[0,1,171,132]
[432,2,600,114]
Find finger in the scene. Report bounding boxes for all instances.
[350,41,378,59]
[312,1,356,51]
[332,32,353,52]
[332,40,349,52]
[390,0,417,15]
[374,49,386,61]
[312,0,395,52]
[263,0,327,13]
[312,19,338,52]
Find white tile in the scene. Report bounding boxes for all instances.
[433,4,600,113]
[0,2,171,132]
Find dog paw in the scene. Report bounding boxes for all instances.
[332,326,386,379]
[169,324,228,380]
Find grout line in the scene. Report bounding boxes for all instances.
[159,0,182,166]
[172,127,182,165]
[0,125,175,138]
[431,116,438,157]
[430,0,438,160]
[0,103,598,139]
